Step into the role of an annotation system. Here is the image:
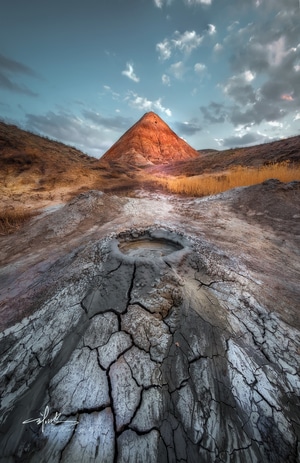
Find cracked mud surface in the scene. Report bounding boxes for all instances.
[0,181,299,462]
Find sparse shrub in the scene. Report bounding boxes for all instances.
[0,208,36,235]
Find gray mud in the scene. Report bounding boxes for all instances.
[0,184,299,462]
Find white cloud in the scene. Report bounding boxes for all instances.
[268,121,283,127]
[227,21,239,32]
[173,30,203,55]
[155,99,172,117]
[128,94,152,112]
[153,0,174,6]
[194,62,206,74]
[155,0,211,6]
[294,113,300,121]
[293,60,300,72]
[266,36,286,67]
[156,39,172,61]
[185,0,212,4]
[156,30,203,60]
[214,138,224,146]
[103,85,120,100]
[169,61,186,79]
[234,124,251,134]
[126,91,172,117]
[121,62,140,82]
[207,24,216,35]
[162,74,171,86]
[213,43,223,52]
[244,70,256,82]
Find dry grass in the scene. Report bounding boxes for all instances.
[157,162,300,197]
[0,208,36,235]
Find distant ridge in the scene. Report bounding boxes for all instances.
[100,112,200,166]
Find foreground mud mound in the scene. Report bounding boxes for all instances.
[0,224,299,462]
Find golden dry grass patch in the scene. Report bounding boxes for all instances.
[156,162,300,197]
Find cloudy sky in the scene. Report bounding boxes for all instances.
[0,0,299,157]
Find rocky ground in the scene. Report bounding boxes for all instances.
[0,180,299,462]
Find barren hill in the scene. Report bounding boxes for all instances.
[0,121,101,207]
[0,121,133,217]
[0,121,96,178]
[100,111,200,166]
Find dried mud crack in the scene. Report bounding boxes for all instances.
[0,222,299,463]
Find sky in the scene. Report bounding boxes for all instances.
[0,0,299,158]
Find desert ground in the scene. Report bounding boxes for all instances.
[0,117,300,462]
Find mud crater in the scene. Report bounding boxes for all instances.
[115,228,188,261]
[118,237,183,258]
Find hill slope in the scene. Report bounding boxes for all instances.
[149,135,300,177]
[100,111,200,166]
[0,122,132,216]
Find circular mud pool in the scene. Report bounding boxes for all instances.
[118,237,183,258]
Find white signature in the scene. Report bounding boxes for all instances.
[22,406,78,433]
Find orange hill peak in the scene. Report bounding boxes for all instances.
[100,112,200,166]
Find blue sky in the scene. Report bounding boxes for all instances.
[0,0,299,157]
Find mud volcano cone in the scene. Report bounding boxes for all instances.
[101,111,200,165]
